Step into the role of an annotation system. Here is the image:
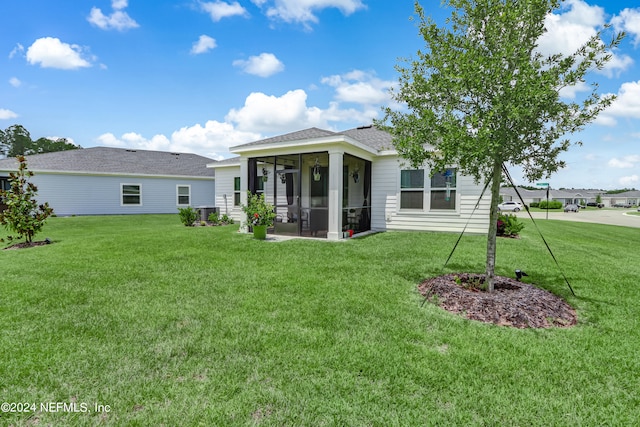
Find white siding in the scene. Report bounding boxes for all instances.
[25,173,214,216]
[372,156,490,234]
[214,166,244,221]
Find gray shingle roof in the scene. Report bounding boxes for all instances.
[231,125,395,152]
[0,147,216,177]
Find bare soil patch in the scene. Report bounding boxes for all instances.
[3,240,52,250]
[419,273,576,329]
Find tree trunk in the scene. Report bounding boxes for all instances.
[485,158,503,292]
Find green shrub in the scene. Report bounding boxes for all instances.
[178,207,198,226]
[497,213,525,237]
[530,202,539,208]
[538,200,562,209]
[208,211,220,224]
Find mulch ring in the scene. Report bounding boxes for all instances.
[418,273,576,329]
[3,240,52,250]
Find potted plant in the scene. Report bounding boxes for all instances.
[242,191,276,240]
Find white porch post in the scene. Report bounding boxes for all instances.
[239,157,249,233]
[328,150,344,240]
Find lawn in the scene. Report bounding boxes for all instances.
[1,215,639,426]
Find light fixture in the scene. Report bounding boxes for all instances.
[313,158,321,181]
[350,168,360,183]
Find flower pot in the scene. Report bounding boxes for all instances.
[253,225,267,240]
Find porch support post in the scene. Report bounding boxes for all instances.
[239,157,249,233]
[327,149,344,240]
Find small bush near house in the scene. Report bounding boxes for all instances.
[530,202,539,208]
[0,156,54,244]
[538,200,563,209]
[178,207,198,226]
[497,213,524,237]
[207,212,234,225]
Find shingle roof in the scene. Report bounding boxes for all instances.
[0,147,216,177]
[231,125,395,152]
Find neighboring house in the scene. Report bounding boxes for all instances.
[0,147,216,216]
[500,187,640,208]
[208,125,490,240]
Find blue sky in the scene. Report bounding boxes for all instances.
[1,0,639,190]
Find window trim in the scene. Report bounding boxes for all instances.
[176,184,191,206]
[399,169,425,211]
[121,183,142,206]
[233,176,241,206]
[429,168,458,211]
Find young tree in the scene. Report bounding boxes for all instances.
[378,0,623,291]
[0,156,54,244]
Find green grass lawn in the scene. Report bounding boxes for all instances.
[2,215,639,426]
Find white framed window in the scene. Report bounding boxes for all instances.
[121,184,141,206]
[400,169,424,210]
[430,168,457,210]
[177,185,191,206]
[234,177,241,206]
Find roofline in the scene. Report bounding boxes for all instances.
[230,134,379,156]
[207,160,240,169]
[0,169,215,180]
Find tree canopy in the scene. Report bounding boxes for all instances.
[377,0,623,290]
[0,124,80,158]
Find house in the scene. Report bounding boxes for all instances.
[0,147,216,216]
[500,186,640,208]
[208,125,490,240]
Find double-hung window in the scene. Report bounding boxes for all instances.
[121,184,141,206]
[234,177,241,206]
[400,169,424,209]
[177,185,190,206]
[430,168,457,210]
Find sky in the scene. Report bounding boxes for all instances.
[1,0,639,190]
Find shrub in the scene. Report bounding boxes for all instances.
[529,202,539,208]
[178,207,198,226]
[208,211,220,225]
[242,192,276,227]
[0,156,54,244]
[538,200,562,209]
[497,213,524,237]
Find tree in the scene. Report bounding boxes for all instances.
[0,156,54,244]
[378,0,623,291]
[0,124,79,157]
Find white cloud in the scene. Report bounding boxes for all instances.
[233,53,284,77]
[88,0,139,31]
[252,0,365,27]
[537,0,632,77]
[26,37,92,70]
[612,8,640,46]
[619,175,639,186]
[599,80,640,125]
[9,77,21,88]
[96,122,260,160]
[200,1,248,22]
[191,35,217,55]
[0,109,18,120]
[321,70,394,105]
[608,155,640,169]
[8,43,24,59]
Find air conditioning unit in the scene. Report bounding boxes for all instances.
[197,206,218,221]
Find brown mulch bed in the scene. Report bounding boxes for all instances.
[418,273,576,329]
[3,240,52,250]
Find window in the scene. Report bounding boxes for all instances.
[234,177,241,206]
[177,185,190,206]
[400,169,424,209]
[121,184,141,206]
[430,168,457,210]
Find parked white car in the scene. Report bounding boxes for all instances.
[498,201,523,212]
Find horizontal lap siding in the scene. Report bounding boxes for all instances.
[29,174,214,216]
[214,167,243,222]
[372,157,490,234]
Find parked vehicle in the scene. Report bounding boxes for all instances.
[497,201,523,212]
[613,203,633,208]
[586,202,604,208]
[564,204,580,212]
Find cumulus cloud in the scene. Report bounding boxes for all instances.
[96,121,260,160]
[537,0,632,78]
[233,53,284,77]
[321,70,394,105]
[608,155,640,169]
[619,175,639,186]
[598,80,640,126]
[26,37,93,69]
[191,35,217,55]
[9,77,21,88]
[88,0,139,31]
[200,1,248,22]
[251,0,365,27]
[612,8,640,46]
[0,109,18,120]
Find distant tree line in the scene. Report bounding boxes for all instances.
[0,124,80,158]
